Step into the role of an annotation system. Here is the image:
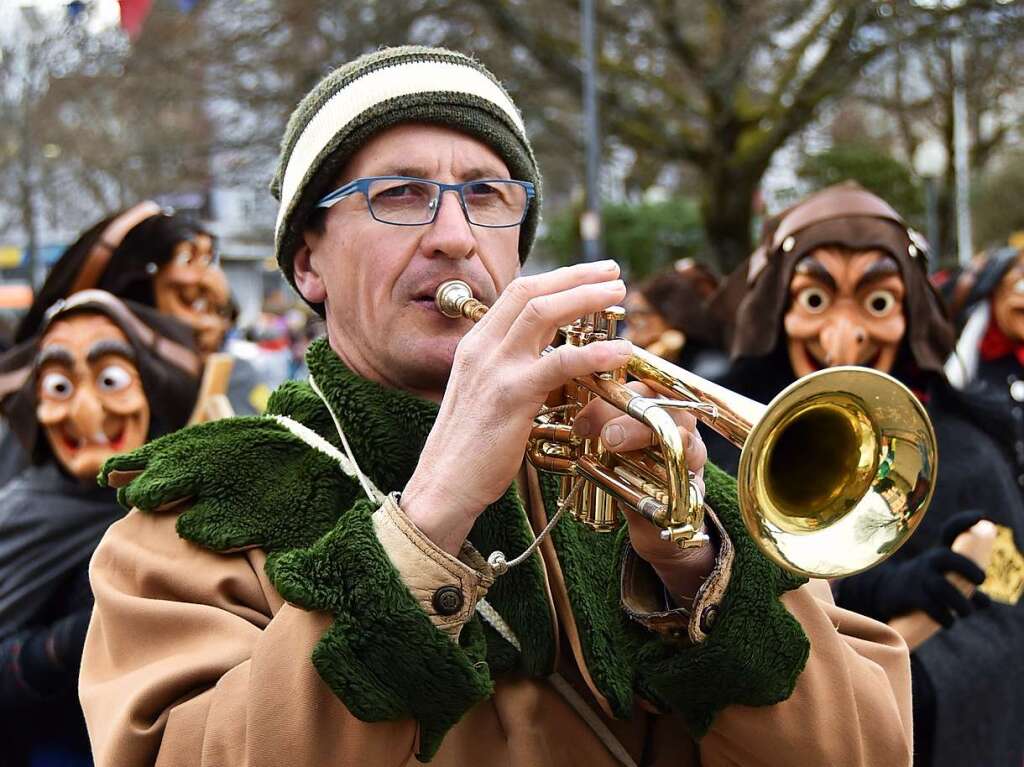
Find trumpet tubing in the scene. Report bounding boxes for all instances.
[436,279,936,578]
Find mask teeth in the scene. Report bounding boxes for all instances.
[86,431,110,447]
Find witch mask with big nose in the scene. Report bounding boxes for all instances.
[783,247,906,378]
[35,313,150,482]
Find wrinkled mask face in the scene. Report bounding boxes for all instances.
[36,313,150,482]
[992,253,1024,343]
[153,234,222,351]
[192,265,233,357]
[783,247,906,377]
[623,292,671,348]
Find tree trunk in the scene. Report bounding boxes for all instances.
[701,166,759,274]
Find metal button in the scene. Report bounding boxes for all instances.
[699,604,719,633]
[1010,381,1024,402]
[432,586,464,616]
[908,244,919,258]
[781,236,796,253]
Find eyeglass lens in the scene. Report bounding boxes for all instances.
[366,179,527,226]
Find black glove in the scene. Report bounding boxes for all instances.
[835,511,991,627]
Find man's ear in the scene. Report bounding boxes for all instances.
[293,237,327,304]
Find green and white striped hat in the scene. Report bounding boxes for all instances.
[271,45,542,304]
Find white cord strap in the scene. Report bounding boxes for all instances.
[486,480,579,576]
[285,371,386,505]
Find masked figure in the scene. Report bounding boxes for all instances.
[0,291,200,766]
[623,261,728,380]
[710,182,1024,767]
[939,246,1024,493]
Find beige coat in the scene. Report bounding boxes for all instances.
[81,474,913,767]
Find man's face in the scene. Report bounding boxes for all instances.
[36,314,149,482]
[992,253,1024,343]
[294,124,522,395]
[783,247,906,378]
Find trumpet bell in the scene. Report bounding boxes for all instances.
[739,366,936,578]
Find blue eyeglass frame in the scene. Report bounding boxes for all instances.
[314,175,536,228]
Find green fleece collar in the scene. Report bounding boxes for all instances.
[278,338,558,677]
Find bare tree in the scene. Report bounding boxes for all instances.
[459,0,1024,270]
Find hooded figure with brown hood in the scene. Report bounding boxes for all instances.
[0,291,200,766]
[709,181,1024,767]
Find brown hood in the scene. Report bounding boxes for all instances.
[711,181,955,375]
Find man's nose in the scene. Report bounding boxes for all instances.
[423,189,476,260]
[819,311,869,366]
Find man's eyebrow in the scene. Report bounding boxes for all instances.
[793,257,837,292]
[372,165,509,181]
[35,345,74,370]
[855,256,901,290]
[86,339,136,365]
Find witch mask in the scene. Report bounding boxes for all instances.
[153,234,229,357]
[36,312,150,482]
[991,252,1024,344]
[784,246,906,377]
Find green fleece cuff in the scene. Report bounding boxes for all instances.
[614,463,810,738]
[266,498,493,762]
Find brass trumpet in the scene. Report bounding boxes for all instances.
[436,280,936,579]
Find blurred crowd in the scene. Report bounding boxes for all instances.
[0,179,1022,766]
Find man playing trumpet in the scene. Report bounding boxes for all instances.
[81,47,913,766]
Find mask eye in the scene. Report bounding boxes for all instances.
[97,365,132,393]
[796,287,831,314]
[865,290,897,317]
[41,372,74,400]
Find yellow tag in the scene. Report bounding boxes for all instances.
[248,383,271,414]
[980,525,1024,606]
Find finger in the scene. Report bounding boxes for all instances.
[477,261,621,336]
[940,511,986,546]
[598,413,706,467]
[100,444,153,484]
[504,280,627,354]
[529,339,633,393]
[931,549,987,585]
[921,600,956,628]
[933,579,975,617]
[105,469,143,489]
[573,385,697,439]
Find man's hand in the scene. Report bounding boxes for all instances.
[573,383,715,605]
[402,260,631,554]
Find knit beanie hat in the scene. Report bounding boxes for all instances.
[271,46,542,309]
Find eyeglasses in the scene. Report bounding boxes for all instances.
[315,176,535,228]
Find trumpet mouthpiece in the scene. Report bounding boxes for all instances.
[435,280,489,322]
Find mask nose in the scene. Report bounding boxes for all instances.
[68,388,105,442]
[819,312,868,366]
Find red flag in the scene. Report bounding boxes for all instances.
[118,0,153,39]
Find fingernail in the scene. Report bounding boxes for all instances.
[607,279,625,291]
[599,259,618,271]
[603,424,624,447]
[574,416,592,437]
[612,339,633,355]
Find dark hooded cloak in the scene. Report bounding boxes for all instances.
[0,291,200,765]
